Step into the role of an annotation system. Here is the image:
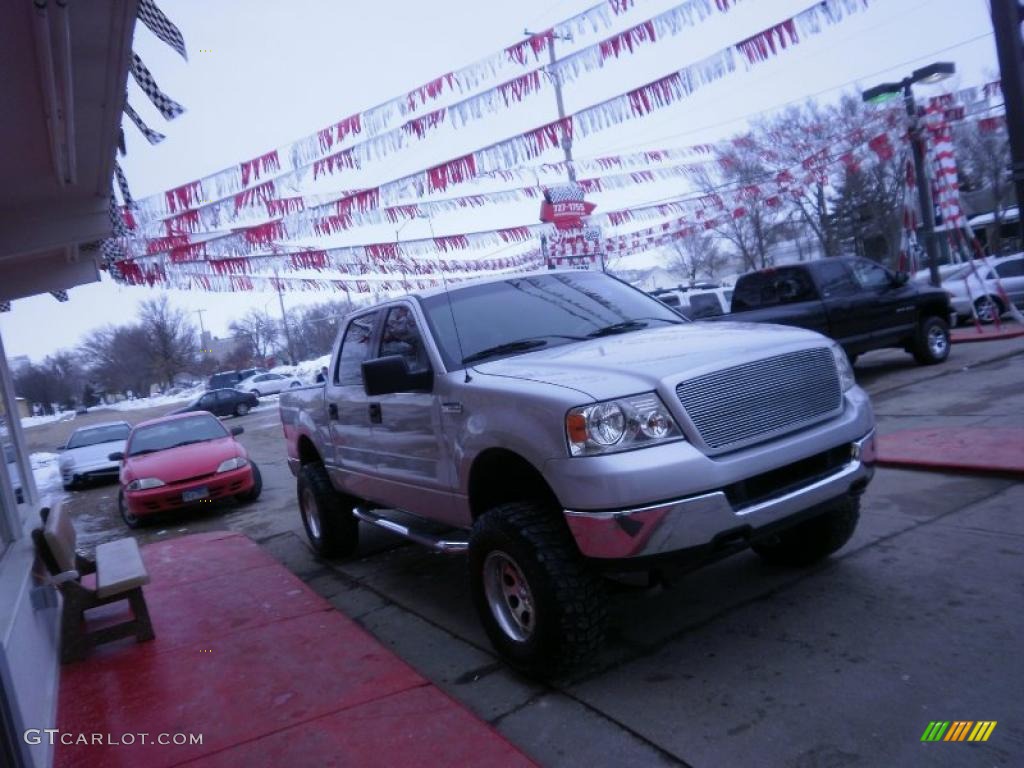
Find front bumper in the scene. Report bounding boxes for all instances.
[61,460,120,485]
[564,430,875,560]
[124,464,255,517]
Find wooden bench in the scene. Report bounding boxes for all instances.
[32,503,155,663]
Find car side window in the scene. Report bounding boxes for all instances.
[850,259,891,290]
[217,390,235,402]
[816,260,859,298]
[380,306,430,373]
[336,312,379,386]
[995,259,1024,278]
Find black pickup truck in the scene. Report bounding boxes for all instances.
[719,257,952,365]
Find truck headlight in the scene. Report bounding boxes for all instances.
[829,343,856,392]
[566,393,682,456]
[126,477,166,491]
[216,457,249,473]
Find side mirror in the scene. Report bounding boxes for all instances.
[108,452,124,462]
[362,356,433,397]
[231,427,244,436]
[893,271,910,287]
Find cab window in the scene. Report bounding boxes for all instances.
[336,312,379,386]
[379,306,430,373]
[849,259,892,290]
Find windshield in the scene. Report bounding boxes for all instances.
[420,272,684,368]
[127,415,229,456]
[66,424,130,449]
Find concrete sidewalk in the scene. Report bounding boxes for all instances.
[55,532,533,768]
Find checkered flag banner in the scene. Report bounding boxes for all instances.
[545,183,585,203]
[50,290,69,302]
[124,102,165,144]
[0,301,10,313]
[138,0,188,60]
[109,191,129,238]
[114,161,134,206]
[130,53,185,120]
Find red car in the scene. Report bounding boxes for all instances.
[111,412,262,528]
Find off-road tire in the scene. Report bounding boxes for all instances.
[235,462,262,503]
[298,462,359,557]
[468,501,606,677]
[752,496,860,567]
[912,316,950,365]
[119,489,142,529]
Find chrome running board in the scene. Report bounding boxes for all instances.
[352,507,468,554]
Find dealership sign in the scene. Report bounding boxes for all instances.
[541,183,600,270]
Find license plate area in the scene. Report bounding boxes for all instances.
[182,486,210,503]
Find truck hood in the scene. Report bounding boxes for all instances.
[472,322,832,401]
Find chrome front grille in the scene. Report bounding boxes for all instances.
[675,347,842,452]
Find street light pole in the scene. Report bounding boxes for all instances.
[902,80,943,288]
[863,62,955,288]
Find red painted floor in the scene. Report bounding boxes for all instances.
[951,322,1024,343]
[876,427,1024,477]
[56,532,534,768]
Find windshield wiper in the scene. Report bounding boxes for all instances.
[169,439,211,449]
[463,339,548,364]
[587,317,682,338]
[128,448,160,457]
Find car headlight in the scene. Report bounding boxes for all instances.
[566,393,682,457]
[216,456,249,473]
[829,342,856,392]
[126,477,166,491]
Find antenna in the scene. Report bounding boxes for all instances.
[417,212,471,382]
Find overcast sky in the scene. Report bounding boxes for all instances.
[1,0,1000,361]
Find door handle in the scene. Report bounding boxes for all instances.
[328,403,339,421]
[368,403,382,424]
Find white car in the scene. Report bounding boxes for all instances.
[942,253,1024,324]
[58,421,131,490]
[651,286,734,319]
[235,372,303,397]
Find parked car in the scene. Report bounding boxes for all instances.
[941,253,1024,324]
[111,412,261,528]
[58,421,131,490]
[173,388,258,418]
[207,370,243,390]
[719,257,952,365]
[651,286,733,319]
[280,270,876,675]
[235,372,303,396]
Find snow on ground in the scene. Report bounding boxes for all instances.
[31,452,64,496]
[21,411,78,429]
[101,385,203,412]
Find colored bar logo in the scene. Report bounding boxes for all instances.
[921,721,997,742]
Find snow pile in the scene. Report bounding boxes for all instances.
[31,452,64,496]
[102,385,204,412]
[271,353,331,383]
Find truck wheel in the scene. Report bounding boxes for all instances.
[298,462,359,557]
[751,496,859,567]
[912,316,950,365]
[468,501,606,677]
[235,462,262,503]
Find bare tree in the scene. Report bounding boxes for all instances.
[956,119,1012,254]
[138,296,198,387]
[230,308,279,362]
[80,325,154,398]
[666,230,727,284]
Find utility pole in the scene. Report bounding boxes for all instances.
[525,29,576,181]
[274,274,296,364]
[903,82,943,288]
[990,0,1024,250]
[194,308,207,347]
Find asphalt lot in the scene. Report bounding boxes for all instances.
[27,335,1024,767]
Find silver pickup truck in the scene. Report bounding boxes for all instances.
[280,270,875,675]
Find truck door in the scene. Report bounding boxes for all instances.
[365,303,455,524]
[847,258,918,345]
[325,310,380,498]
[813,258,865,348]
